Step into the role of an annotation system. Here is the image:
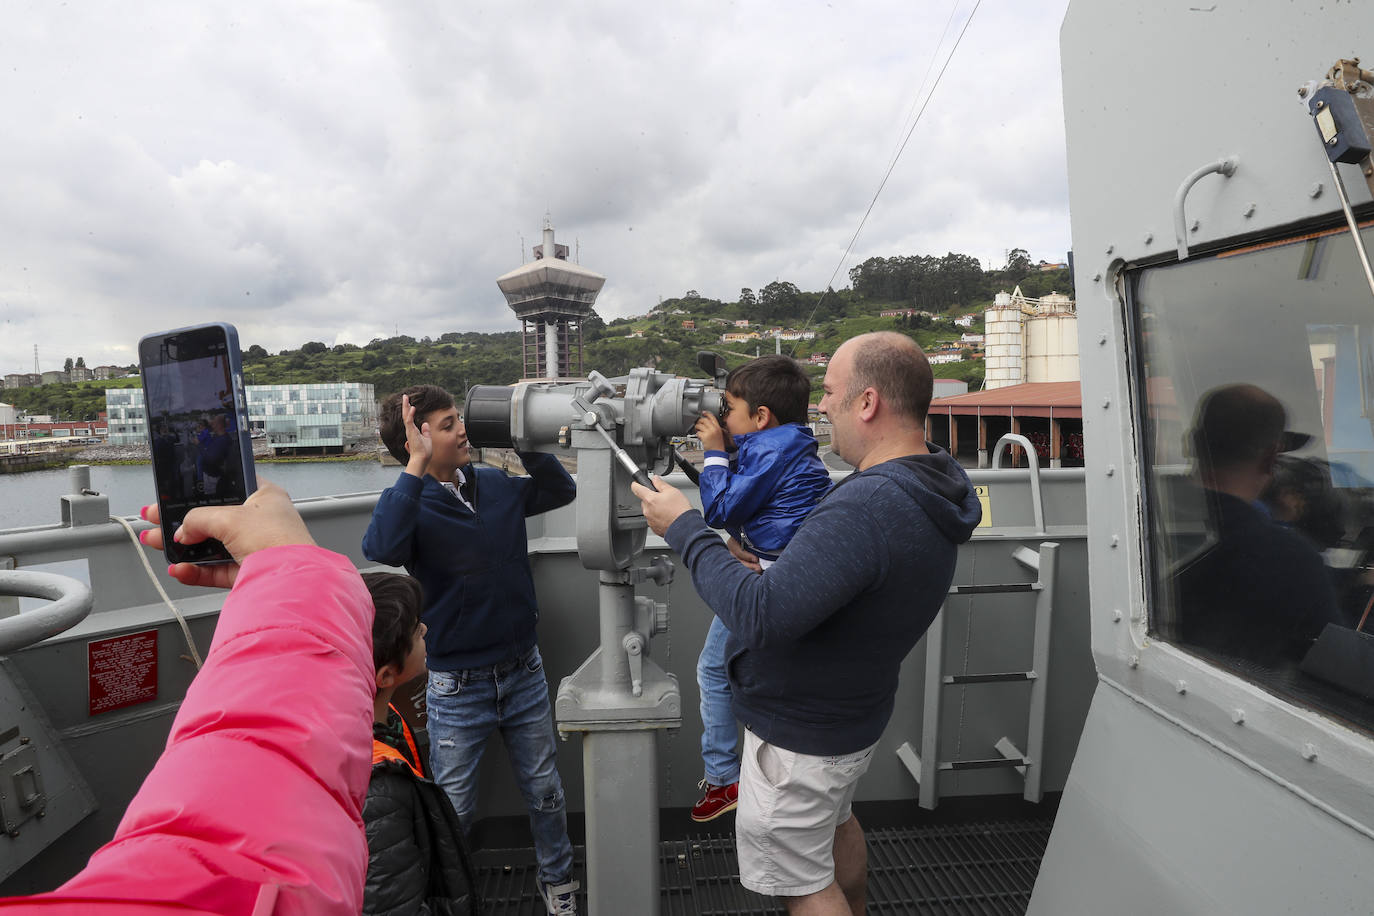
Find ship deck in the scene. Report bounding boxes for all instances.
[472,808,1054,914]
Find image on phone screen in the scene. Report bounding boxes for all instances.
[140,324,256,564]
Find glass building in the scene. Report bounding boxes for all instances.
[106,382,378,455]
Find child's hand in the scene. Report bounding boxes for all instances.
[403,394,432,475]
[726,537,763,573]
[695,412,728,452]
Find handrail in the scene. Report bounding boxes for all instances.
[991,433,1046,535]
[1173,155,1239,260]
[0,570,94,653]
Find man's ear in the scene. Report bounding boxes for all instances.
[856,388,880,422]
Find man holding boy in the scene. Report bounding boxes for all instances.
[363,385,580,916]
[690,355,832,822]
[634,333,981,916]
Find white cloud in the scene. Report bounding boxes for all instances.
[0,0,1071,375]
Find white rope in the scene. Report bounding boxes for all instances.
[112,516,205,670]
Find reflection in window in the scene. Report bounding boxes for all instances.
[1136,224,1374,731]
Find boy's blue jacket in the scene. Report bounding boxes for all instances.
[698,424,832,560]
[362,454,576,671]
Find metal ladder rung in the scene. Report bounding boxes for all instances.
[943,671,1036,685]
[906,538,1060,810]
[948,583,1040,595]
[939,756,1030,772]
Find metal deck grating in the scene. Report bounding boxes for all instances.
[472,817,1052,914]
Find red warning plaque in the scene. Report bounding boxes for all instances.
[88,630,158,715]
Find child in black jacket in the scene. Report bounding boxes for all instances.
[362,571,481,916]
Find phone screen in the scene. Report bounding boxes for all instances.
[139,324,257,564]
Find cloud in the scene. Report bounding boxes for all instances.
[0,0,1072,376]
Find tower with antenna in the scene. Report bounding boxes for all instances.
[496,215,605,381]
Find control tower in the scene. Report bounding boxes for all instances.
[497,217,605,381]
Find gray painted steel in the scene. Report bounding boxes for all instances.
[1033,2,1374,913]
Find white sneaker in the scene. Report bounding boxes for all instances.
[540,879,579,915]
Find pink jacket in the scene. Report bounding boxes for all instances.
[0,546,376,915]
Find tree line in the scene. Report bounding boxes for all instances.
[3,247,1063,420]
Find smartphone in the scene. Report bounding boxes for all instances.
[138,323,258,564]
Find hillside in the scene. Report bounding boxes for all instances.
[3,260,1071,419]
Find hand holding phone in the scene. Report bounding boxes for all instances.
[139,323,258,564]
[140,482,314,588]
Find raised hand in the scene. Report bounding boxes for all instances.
[403,393,433,477]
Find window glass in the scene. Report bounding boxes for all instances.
[1135,224,1374,732]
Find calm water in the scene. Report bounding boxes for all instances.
[0,461,403,531]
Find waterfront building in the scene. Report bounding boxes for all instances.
[497,216,605,381]
[105,382,378,455]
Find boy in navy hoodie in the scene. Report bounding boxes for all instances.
[688,355,831,822]
[362,385,580,916]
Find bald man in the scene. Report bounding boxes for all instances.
[635,332,981,916]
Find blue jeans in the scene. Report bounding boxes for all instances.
[697,615,741,785]
[427,647,574,888]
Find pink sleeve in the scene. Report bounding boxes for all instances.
[16,545,376,916]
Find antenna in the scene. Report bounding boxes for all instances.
[576,238,581,264]
[520,233,526,263]
[33,345,39,375]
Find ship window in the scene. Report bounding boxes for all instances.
[1133,223,1374,732]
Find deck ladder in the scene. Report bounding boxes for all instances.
[897,539,1059,809]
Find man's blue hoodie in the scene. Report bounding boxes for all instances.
[666,445,981,756]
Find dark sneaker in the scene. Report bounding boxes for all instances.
[690,779,739,822]
[540,879,579,915]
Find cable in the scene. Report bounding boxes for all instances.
[112,515,205,670]
[791,0,984,355]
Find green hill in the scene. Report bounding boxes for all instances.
[4,259,1071,419]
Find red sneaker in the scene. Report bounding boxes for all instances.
[690,779,739,822]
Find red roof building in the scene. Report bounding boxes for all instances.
[928,381,1083,468]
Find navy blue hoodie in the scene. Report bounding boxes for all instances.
[362,454,576,671]
[666,445,981,755]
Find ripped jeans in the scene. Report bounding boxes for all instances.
[427,647,574,887]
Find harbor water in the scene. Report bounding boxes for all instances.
[0,461,403,531]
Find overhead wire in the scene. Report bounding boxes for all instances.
[790,0,984,356]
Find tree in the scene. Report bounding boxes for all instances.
[1005,248,1032,277]
[739,288,756,308]
[246,344,269,360]
[685,289,700,299]
[760,280,802,319]
[301,341,328,355]
[64,357,74,373]
[75,356,86,368]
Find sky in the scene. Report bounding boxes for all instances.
[0,0,1072,375]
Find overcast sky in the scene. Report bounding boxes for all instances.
[0,0,1071,375]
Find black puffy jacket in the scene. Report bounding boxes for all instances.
[362,759,482,915]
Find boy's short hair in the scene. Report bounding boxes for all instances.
[378,385,456,463]
[726,355,812,425]
[362,572,425,673]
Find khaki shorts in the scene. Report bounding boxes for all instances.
[735,729,877,897]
